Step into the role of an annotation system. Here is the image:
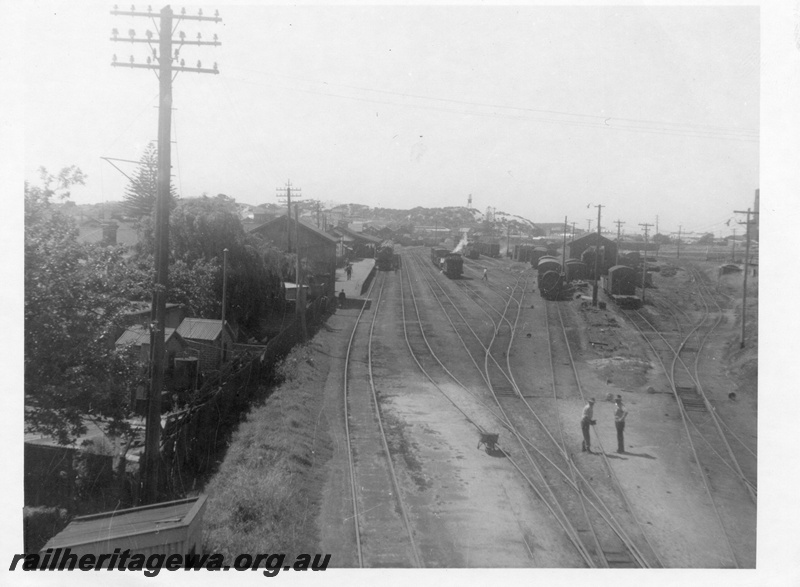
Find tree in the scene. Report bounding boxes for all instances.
[25,168,139,445]
[696,232,715,245]
[121,142,177,219]
[653,233,672,245]
[134,195,285,331]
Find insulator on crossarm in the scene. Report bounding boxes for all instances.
[213,33,218,42]
[196,60,201,69]
[147,5,152,12]
[197,32,202,40]
[215,10,219,17]
[179,31,185,40]
[180,58,185,67]
[147,56,152,64]
[181,7,186,15]
[112,28,119,39]
[213,62,218,71]
[128,28,136,39]
[198,8,203,16]
[130,5,135,12]
[112,54,117,63]
[130,55,135,63]
[173,48,179,58]
[113,4,119,10]
[146,29,153,39]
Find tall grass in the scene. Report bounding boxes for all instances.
[202,343,332,562]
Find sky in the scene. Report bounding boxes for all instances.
[16,2,762,238]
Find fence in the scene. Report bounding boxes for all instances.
[159,297,334,497]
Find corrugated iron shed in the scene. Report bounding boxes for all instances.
[115,326,179,347]
[176,318,226,341]
[42,496,206,556]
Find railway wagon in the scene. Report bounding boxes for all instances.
[539,269,564,300]
[537,257,562,288]
[564,260,588,282]
[443,253,464,279]
[376,241,396,271]
[605,264,638,296]
[529,246,550,266]
[463,243,480,259]
[476,242,501,258]
[431,247,450,268]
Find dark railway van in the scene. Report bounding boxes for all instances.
[431,247,450,268]
[564,260,588,282]
[443,253,463,279]
[603,265,641,308]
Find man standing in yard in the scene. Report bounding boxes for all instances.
[614,395,628,453]
[581,398,596,452]
[482,268,488,282]
[338,289,346,308]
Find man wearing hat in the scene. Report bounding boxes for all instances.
[581,398,596,452]
[614,395,628,453]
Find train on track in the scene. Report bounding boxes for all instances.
[431,247,464,279]
[602,265,642,308]
[473,242,501,258]
[463,243,480,259]
[376,240,400,271]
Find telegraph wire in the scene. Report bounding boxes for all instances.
[227,66,759,140]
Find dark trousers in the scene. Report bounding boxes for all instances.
[581,418,591,451]
[616,421,625,452]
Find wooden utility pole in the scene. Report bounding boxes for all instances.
[731,228,736,262]
[677,225,682,259]
[639,223,652,304]
[277,180,301,253]
[592,205,603,306]
[112,5,221,505]
[614,220,625,265]
[586,219,593,233]
[220,248,228,367]
[655,214,659,260]
[571,222,576,242]
[734,207,759,348]
[295,204,307,342]
[561,216,568,271]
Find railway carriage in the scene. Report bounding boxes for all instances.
[564,260,588,282]
[537,257,563,299]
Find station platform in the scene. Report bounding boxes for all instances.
[335,258,376,299]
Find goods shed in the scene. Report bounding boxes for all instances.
[567,233,618,278]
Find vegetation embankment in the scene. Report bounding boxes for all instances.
[203,341,333,562]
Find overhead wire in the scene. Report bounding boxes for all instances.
[225,66,758,142]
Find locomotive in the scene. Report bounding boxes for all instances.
[431,247,463,279]
[376,240,398,271]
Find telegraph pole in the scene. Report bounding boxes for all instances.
[295,204,307,342]
[220,248,228,367]
[277,180,301,253]
[731,228,736,262]
[586,219,593,233]
[112,5,221,504]
[734,207,759,348]
[639,223,652,304]
[571,222,576,242]
[655,214,659,260]
[592,205,603,306]
[677,225,682,259]
[614,220,625,265]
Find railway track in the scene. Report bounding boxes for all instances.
[342,271,422,567]
[623,265,756,567]
[408,251,660,568]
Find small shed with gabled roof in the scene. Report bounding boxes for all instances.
[566,233,618,278]
[176,318,236,372]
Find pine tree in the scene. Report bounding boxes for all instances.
[122,142,177,218]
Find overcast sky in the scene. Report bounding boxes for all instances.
[21,3,759,237]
